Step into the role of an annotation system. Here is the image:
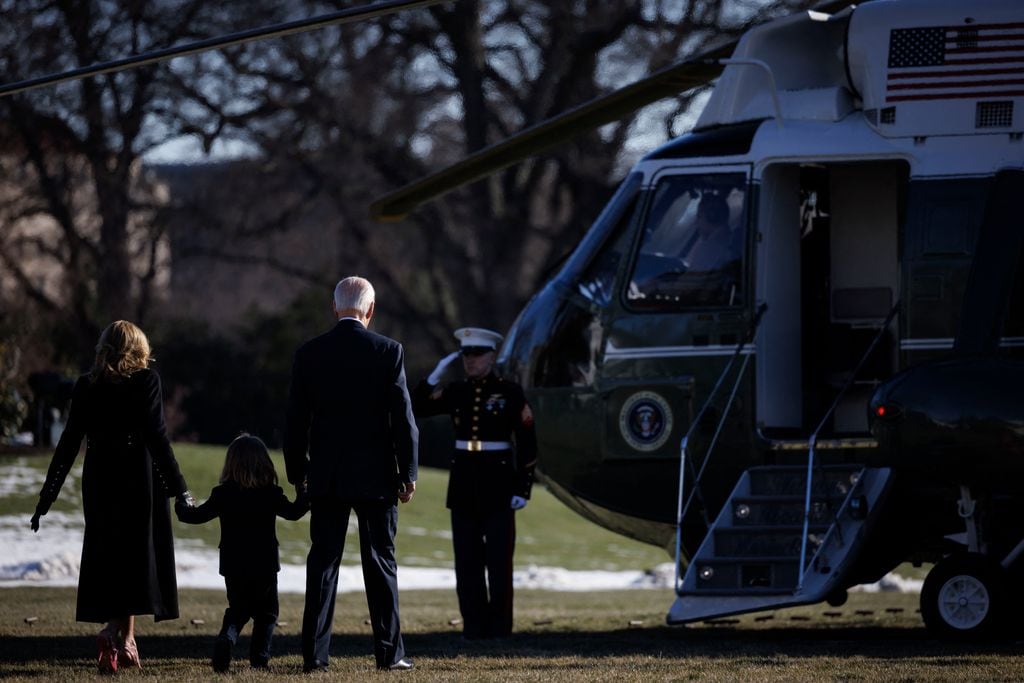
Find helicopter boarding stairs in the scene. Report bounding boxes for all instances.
[668,303,898,624]
[667,462,893,624]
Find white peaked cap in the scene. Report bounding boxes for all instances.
[454,327,504,350]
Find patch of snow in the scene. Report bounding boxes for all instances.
[851,573,924,593]
[401,526,450,539]
[0,513,925,595]
[0,551,81,585]
[0,462,47,496]
[0,459,83,502]
[0,511,85,588]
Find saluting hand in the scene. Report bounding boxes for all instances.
[427,351,461,385]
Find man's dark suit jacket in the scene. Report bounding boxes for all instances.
[175,481,307,576]
[283,319,418,501]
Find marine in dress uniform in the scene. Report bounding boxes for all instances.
[412,328,537,639]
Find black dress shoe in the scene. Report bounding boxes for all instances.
[381,657,414,671]
[212,637,232,673]
[303,660,329,673]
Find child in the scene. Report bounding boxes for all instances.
[175,434,308,673]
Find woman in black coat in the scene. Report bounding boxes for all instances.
[30,320,192,674]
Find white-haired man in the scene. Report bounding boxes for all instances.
[284,276,418,672]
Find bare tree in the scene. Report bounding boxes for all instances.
[1,0,820,370]
[165,0,816,365]
[0,0,254,353]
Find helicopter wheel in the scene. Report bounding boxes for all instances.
[825,588,848,607]
[920,553,1008,640]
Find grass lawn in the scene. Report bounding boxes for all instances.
[172,444,669,571]
[1,444,668,571]
[3,445,1018,680]
[2,587,1024,681]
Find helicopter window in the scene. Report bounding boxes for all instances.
[577,194,640,308]
[559,172,642,284]
[627,173,747,309]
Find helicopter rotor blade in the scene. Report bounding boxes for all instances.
[370,0,860,221]
[369,43,729,221]
[0,0,449,99]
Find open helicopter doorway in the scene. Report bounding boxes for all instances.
[756,161,908,439]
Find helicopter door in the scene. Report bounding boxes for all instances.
[597,166,754,468]
[757,161,907,437]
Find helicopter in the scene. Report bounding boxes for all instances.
[370,0,1024,639]
[5,0,1022,640]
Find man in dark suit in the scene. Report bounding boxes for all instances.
[284,276,418,672]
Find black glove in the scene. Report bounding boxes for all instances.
[30,500,50,532]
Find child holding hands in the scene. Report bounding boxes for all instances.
[176,434,307,672]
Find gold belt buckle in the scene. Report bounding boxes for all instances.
[467,439,483,452]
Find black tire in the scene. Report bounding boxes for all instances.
[920,553,1008,640]
[825,588,849,608]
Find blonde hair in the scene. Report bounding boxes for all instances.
[220,434,278,489]
[90,320,152,383]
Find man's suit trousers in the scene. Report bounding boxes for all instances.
[302,497,405,668]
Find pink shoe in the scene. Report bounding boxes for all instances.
[97,630,119,674]
[118,636,141,669]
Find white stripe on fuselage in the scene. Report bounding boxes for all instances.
[893,337,1024,350]
[604,341,755,360]
[605,337,1024,359]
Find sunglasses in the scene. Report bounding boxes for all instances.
[460,347,493,357]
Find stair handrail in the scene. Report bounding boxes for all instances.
[675,303,767,593]
[797,301,900,590]
[675,358,753,593]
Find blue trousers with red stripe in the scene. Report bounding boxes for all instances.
[450,508,516,638]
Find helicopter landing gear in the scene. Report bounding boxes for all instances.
[921,488,1009,639]
[920,553,1008,640]
[825,588,848,607]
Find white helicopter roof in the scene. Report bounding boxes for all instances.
[696,0,1023,139]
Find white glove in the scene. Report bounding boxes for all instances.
[510,495,528,510]
[427,351,461,385]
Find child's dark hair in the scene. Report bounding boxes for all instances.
[220,434,278,488]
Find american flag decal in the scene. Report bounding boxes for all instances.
[887,22,1024,102]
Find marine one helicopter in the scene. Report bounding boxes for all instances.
[6,0,1023,641]
[371,0,1024,638]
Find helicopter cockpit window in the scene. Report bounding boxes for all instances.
[627,173,747,309]
[577,194,640,308]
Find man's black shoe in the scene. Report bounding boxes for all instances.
[303,660,329,673]
[212,637,232,673]
[381,657,415,671]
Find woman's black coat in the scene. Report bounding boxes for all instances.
[37,368,188,623]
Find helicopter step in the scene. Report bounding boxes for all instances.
[668,465,893,624]
[729,495,843,527]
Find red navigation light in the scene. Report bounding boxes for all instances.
[876,405,886,417]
